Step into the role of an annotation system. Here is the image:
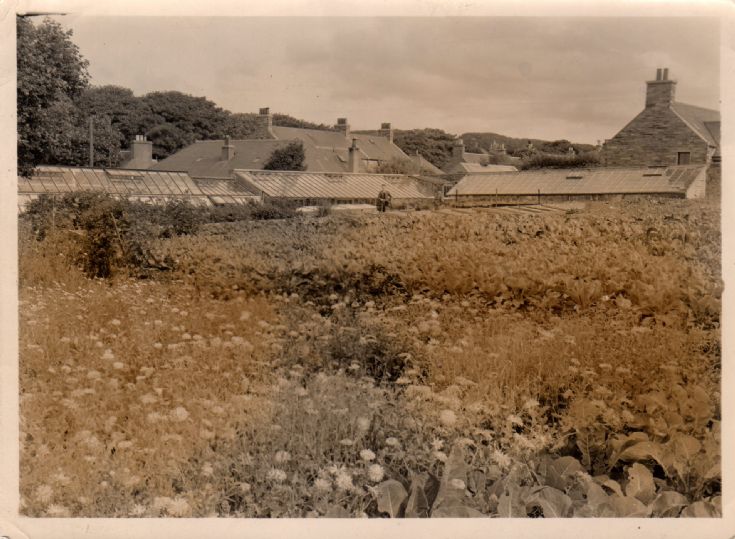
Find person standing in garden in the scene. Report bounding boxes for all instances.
[377,185,392,212]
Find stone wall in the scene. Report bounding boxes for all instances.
[601,107,708,167]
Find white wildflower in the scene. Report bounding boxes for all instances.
[34,484,53,503]
[439,409,457,427]
[171,406,189,421]
[450,478,466,490]
[359,449,376,462]
[385,437,399,447]
[356,416,371,432]
[314,478,332,492]
[166,497,191,517]
[46,504,70,517]
[335,470,354,491]
[267,468,288,483]
[274,450,291,464]
[367,464,385,483]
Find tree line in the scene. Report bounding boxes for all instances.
[16,17,329,176]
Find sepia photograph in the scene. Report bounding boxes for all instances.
[2,1,732,535]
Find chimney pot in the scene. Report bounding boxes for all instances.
[646,69,676,108]
[222,136,235,161]
[256,107,274,138]
[335,117,350,139]
[348,138,360,172]
[379,122,394,144]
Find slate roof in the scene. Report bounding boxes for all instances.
[443,162,519,174]
[461,152,489,165]
[192,178,260,205]
[671,102,720,149]
[234,170,434,200]
[446,165,705,197]
[151,139,292,178]
[151,126,411,177]
[270,126,410,172]
[17,166,213,211]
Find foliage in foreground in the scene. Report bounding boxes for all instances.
[18,199,721,517]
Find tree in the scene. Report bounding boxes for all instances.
[17,16,90,175]
[145,123,189,161]
[76,85,153,149]
[392,129,456,169]
[263,141,307,171]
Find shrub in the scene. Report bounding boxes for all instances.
[263,141,307,171]
[519,151,601,170]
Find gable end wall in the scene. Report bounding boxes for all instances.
[602,106,708,167]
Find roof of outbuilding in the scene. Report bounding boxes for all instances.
[446,165,705,197]
[671,102,720,148]
[444,162,519,174]
[151,139,292,178]
[17,166,213,211]
[193,177,260,205]
[461,152,489,165]
[234,170,434,200]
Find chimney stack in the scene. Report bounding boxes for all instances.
[221,135,235,161]
[379,122,393,144]
[336,117,350,139]
[256,107,274,138]
[130,134,153,167]
[452,137,465,162]
[348,138,360,173]
[646,67,676,108]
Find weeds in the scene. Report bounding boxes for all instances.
[18,197,721,517]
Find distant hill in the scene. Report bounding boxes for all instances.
[461,132,596,156]
[357,127,597,170]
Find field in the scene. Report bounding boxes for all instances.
[18,198,722,518]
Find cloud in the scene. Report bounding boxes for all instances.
[62,16,719,143]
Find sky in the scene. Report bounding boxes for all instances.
[51,16,720,144]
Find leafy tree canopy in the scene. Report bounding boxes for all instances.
[17,16,91,175]
[263,141,307,171]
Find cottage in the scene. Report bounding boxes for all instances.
[152,108,415,177]
[446,165,707,204]
[601,68,720,167]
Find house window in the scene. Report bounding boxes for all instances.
[677,152,691,165]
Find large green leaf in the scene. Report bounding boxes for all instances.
[610,441,666,470]
[680,501,721,518]
[545,456,586,491]
[625,463,656,505]
[649,491,688,517]
[432,442,469,512]
[525,486,573,518]
[606,495,651,517]
[373,479,408,518]
[497,483,528,518]
[405,472,439,518]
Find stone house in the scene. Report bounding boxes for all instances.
[601,68,720,167]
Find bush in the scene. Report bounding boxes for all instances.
[519,151,601,170]
[263,141,307,171]
[22,193,170,278]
